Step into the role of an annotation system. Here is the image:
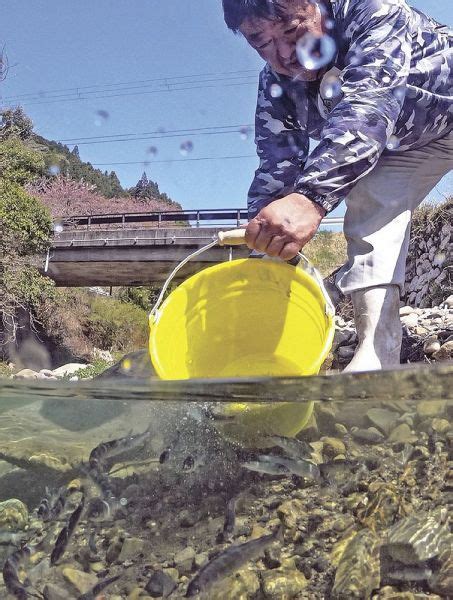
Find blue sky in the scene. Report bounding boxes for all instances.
[1,0,451,218]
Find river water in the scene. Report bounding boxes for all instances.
[0,362,451,599]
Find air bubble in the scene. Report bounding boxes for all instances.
[270,83,283,98]
[296,33,336,71]
[179,140,194,156]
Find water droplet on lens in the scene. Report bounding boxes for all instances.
[386,135,400,150]
[147,146,158,156]
[48,164,60,176]
[122,358,132,372]
[179,140,193,156]
[393,87,406,101]
[239,126,252,141]
[323,74,341,99]
[53,222,64,234]
[94,109,109,126]
[270,83,283,98]
[325,18,334,30]
[296,33,336,71]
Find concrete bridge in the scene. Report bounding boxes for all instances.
[43,209,344,287]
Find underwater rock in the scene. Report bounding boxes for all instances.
[321,437,346,459]
[119,537,153,562]
[62,567,98,594]
[261,564,308,599]
[366,408,399,436]
[351,427,385,444]
[387,424,417,444]
[383,510,450,565]
[332,528,380,599]
[0,498,28,530]
[209,569,260,600]
[29,453,71,473]
[145,570,177,598]
[416,400,446,419]
[429,544,453,596]
[43,583,69,600]
[276,499,304,530]
[358,484,411,532]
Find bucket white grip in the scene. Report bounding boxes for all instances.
[149,228,335,322]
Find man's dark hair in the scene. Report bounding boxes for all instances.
[222,0,287,33]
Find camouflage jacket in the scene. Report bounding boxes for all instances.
[248,0,453,216]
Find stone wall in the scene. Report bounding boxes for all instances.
[404,198,452,308]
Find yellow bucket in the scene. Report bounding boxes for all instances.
[148,229,335,444]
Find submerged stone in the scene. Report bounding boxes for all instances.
[331,528,380,599]
[145,570,177,597]
[261,566,307,599]
[366,408,399,436]
[384,510,450,565]
[62,568,97,594]
[0,498,28,530]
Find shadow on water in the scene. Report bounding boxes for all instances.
[0,361,451,599]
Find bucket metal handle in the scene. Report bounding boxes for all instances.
[149,228,335,323]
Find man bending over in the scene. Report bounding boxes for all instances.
[222,0,452,371]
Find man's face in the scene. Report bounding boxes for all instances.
[240,0,327,81]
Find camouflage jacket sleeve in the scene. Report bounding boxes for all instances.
[295,0,412,212]
[247,66,309,219]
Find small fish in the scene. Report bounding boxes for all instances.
[85,496,122,522]
[186,526,282,597]
[87,531,97,554]
[2,545,31,599]
[37,486,67,522]
[268,435,313,459]
[183,455,195,471]
[243,455,320,480]
[222,497,236,541]
[241,460,290,476]
[50,495,85,566]
[88,427,151,470]
[77,574,121,600]
[159,448,171,464]
[0,531,28,546]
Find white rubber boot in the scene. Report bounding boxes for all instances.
[343,285,402,372]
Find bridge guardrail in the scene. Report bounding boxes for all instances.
[57,208,344,230]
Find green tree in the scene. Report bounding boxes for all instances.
[0,138,53,351]
[0,138,45,184]
[0,107,34,140]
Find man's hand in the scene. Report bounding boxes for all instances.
[245,193,326,260]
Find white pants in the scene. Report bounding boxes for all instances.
[335,132,453,295]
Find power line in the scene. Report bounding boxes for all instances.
[60,123,254,143]
[59,126,255,146]
[2,69,258,101]
[91,154,257,166]
[2,75,258,107]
